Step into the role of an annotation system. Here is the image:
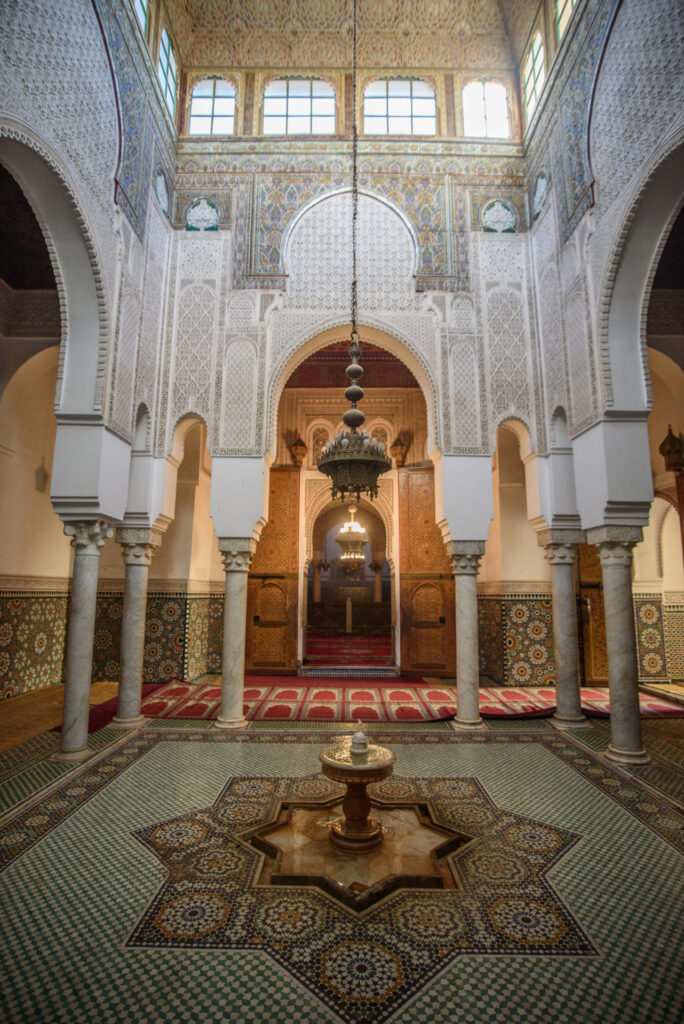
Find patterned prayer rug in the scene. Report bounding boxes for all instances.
[305,632,394,666]
[140,679,684,723]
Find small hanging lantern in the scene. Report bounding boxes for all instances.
[289,436,308,467]
[389,436,408,467]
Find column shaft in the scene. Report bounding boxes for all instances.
[599,546,648,763]
[373,566,383,603]
[215,539,254,730]
[55,521,111,761]
[543,542,586,728]
[449,543,486,731]
[312,561,322,602]
[114,530,161,725]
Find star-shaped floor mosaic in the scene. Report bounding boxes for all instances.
[128,773,596,1023]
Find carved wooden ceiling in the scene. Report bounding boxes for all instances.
[0,165,55,290]
[165,0,538,70]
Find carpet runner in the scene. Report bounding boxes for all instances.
[305,631,393,666]
[139,678,684,724]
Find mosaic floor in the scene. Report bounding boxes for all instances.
[1,723,683,1023]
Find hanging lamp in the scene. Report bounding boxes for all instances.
[317,0,391,502]
[336,505,368,572]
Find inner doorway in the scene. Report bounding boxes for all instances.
[306,503,393,669]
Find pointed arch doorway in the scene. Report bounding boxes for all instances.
[305,499,395,672]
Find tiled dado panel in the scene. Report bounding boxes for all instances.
[633,596,670,684]
[0,594,69,700]
[664,605,684,683]
[185,597,223,679]
[93,594,223,684]
[2,591,680,697]
[478,597,554,686]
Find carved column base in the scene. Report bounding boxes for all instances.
[214,714,249,730]
[50,747,94,764]
[451,716,487,732]
[112,714,147,729]
[551,712,590,730]
[605,743,650,766]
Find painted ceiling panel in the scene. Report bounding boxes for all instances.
[164,0,537,69]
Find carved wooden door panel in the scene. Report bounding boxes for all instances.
[403,582,448,671]
[578,545,608,684]
[250,582,288,669]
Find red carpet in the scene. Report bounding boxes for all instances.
[305,632,393,666]
[139,679,684,724]
[84,683,163,733]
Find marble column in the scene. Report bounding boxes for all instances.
[312,560,322,603]
[215,538,255,730]
[539,530,587,728]
[53,520,113,762]
[370,561,383,603]
[590,527,649,765]
[113,527,161,728]
[449,542,486,730]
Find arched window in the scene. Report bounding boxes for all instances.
[462,80,510,138]
[522,32,545,121]
[132,0,148,34]
[188,79,235,135]
[555,0,578,41]
[263,79,335,135]
[158,29,177,116]
[363,79,436,135]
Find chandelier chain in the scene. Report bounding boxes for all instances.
[351,0,358,334]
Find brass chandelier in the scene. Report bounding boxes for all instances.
[336,505,368,572]
[317,0,391,502]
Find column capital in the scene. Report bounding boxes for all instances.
[63,520,113,553]
[543,543,579,566]
[448,540,485,575]
[537,528,585,549]
[595,540,637,568]
[218,537,256,573]
[115,527,162,566]
[586,525,643,547]
[587,526,642,569]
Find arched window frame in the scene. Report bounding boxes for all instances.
[306,419,333,469]
[132,0,149,35]
[555,0,578,42]
[158,28,178,117]
[187,77,237,136]
[461,78,511,138]
[522,32,546,123]
[363,78,437,136]
[262,77,336,135]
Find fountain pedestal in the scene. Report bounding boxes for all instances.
[319,731,395,852]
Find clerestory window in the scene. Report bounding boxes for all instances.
[462,80,510,138]
[132,0,148,35]
[522,32,545,122]
[158,29,177,117]
[188,79,236,135]
[555,0,578,41]
[363,79,436,135]
[263,79,335,135]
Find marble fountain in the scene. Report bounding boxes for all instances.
[248,730,470,910]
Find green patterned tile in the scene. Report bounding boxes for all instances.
[0,731,682,1024]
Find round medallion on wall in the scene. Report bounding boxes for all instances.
[185,197,220,231]
[482,199,517,233]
